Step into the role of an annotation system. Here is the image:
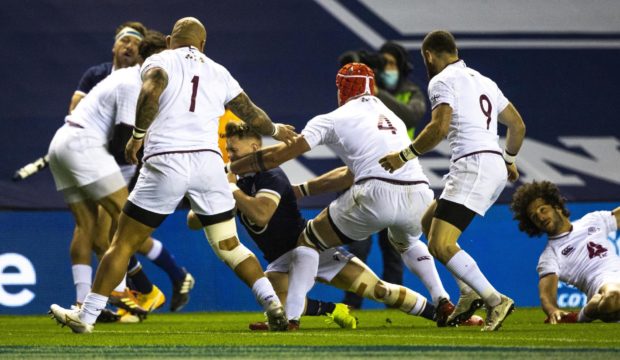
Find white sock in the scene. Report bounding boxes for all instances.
[286,246,319,321]
[252,276,279,310]
[113,275,127,293]
[446,250,500,307]
[146,238,163,260]
[79,292,108,325]
[71,264,92,304]
[401,241,449,305]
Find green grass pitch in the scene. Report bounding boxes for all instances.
[1,308,618,359]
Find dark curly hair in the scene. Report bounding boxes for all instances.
[139,30,166,60]
[224,121,261,141]
[510,181,570,237]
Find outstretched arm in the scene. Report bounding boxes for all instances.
[226,92,297,145]
[229,136,311,175]
[125,67,169,164]
[293,166,354,199]
[379,104,452,173]
[539,273,567,324]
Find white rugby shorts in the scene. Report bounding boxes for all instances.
[440,152,507,215]
[328,179,433,252]
[266,247,354,282]
[48,124,124,202]
[128,151,234,215]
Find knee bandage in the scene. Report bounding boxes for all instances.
[347,267,419,313]
[204,218,254,269]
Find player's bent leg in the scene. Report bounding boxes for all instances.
[92,207,112,258]
[266,271,289,305]
[202,215,288,331]
[426,218,463,264]
[596,283,620,321]
[330,258,435,321]
[421,200,438,236]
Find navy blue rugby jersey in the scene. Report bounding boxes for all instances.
[76,62,113,94]
[236,167,306,263]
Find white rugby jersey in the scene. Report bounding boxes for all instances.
[67,65,141,141]
[302,95,428,183]
[140,46,242,159]
[428,60,509,161]
[537,211,620,298]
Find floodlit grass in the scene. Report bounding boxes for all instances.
[1,308,618,359]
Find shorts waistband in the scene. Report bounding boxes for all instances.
[453,150,501,163]
[143,148,222,162]
[355,176,429,186]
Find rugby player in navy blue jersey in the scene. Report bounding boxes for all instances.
[188,121,448,329]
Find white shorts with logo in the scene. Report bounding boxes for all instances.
[266,247,354,282]
[48,124,125,202]
[440,152,507,216]
[328,179,434,252]
[588,269,620,300]
[128,150,234,215]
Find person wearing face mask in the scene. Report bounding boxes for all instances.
[376,41,427,139]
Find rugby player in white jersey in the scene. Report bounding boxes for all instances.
[227,62,458,326]
[511,181,620,323]
[47,31,176,320]
[379,30,526,331]
[50,17,297,333]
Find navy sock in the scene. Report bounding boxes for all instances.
[152,247,186,283]
[420,302,436,321]
[127,255,153,294]
[305,298,336,316]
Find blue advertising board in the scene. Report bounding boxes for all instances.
[1,202,617,314]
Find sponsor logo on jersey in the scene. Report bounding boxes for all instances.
[561,245,575,256]
[417,256,431,261]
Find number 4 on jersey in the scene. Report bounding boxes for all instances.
[377,115,397,134]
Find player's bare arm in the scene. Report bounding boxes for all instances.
[226,92,297,145]
[498,103,526,182]
[229,136,310,175]
[125,67,169,164]
[231,189,279,227]
[538,273,567,324]
[294,166,354,199]
[379,104,452,173]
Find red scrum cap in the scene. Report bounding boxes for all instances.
[336,62,375,105]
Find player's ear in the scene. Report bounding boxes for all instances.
[165,35,172,49]
[251,143,260,152]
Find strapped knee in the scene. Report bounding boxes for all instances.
[204,218,254,269]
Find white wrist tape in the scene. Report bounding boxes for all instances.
[229,183,240,193]
[271,123,280,137]
[503,149,517,164]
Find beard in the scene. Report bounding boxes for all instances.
[426,62,440,80]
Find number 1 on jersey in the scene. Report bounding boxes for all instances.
[189,75,199,112]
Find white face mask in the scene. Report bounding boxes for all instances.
[380,69,399,90]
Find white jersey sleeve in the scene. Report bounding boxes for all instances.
[537,246,560,278]
[428,79,456,110]
[221,68,243,104]
[496,87,510,113]
[141,53,169,79]
[301,115,338,149]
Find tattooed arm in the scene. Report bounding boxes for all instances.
[226,92,297,145]
[125,67,169,164]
